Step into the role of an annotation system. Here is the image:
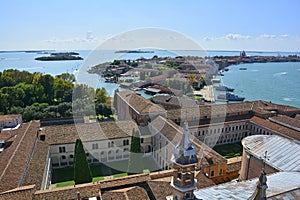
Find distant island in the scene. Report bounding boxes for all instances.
[115,50,154,53]
[35,52,83,61]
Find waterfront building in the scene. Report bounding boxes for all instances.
[0,94,300,199]
[164,100,300,147]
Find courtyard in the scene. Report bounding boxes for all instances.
[52,156,159,187]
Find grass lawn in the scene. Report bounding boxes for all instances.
[55,180,75,187]
[52,157,159,187]
[213,142,243,159]
[113,173,128,178]
[92,176,105,182]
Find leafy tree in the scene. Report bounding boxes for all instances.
[95,87,109,104]
[127,129,143,174]
[56,73,76,83]
[74,139,92,184]
[37,74,54,103]
[54,78,73,102]
[112,60,120,65]
[130,61,138,67]
[95,103,114,117]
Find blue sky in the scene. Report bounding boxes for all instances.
[1,0,299,51]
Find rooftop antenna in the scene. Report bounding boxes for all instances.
[262,151,270,171]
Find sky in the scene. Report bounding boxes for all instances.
[1,0,300,51]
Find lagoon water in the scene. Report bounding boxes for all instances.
[221,62,300,108]
[0,50,299,107]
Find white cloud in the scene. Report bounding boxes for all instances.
[224,33,252,40]
[259,34,277,39]
[280,34,289,38]
[203,33,252,41]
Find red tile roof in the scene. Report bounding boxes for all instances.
[117,90,166,114]
[269,115,300,131]
[42,120,138,145]
[151,116,226,166]
[0,114,22,121]
[0,121,40,193]
[250,116,300,141]
[23,140,49,190]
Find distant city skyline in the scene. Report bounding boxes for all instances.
[1,0,300,51]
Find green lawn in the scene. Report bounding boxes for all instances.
[213,142,243,159]
[52,157,159,187]
[92,176,105,182]
[55,180,75,187]
[113,173,128,178]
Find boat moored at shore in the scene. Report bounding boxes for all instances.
[217,93,245,101]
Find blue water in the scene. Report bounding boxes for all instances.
[0,50,299,107]
[221,62,300,108]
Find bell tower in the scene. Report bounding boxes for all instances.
[170,122,198,200]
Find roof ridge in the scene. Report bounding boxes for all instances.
[0,121,32,183]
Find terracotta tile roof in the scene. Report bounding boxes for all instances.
[226,161,242,174]
[147,181,173,200]
[0,184,35,200]
[151,116,226,166]
[117,90,166,114]
[42,120,138,145]
[295,114,300,120]
[166,101,254,120]
[123,186,150,200]
[102,186,151,200]
[0,130,16,141]
[152,95,201,109]
[0,170,215,199]
[23,140,49,190]
[269,115,300,131]
[250,116,300,141]
[0,121,40,193]
[166,100,300,121]
[252,100,300,113]
[33,173,151,199]
[195,172,216,189]
[102,190,126,199]
[0,114,22,121]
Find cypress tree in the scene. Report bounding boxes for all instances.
[74,139,92,184]
[127,129,143,173]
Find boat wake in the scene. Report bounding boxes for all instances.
[273,72,288,76]
[283,97,296,102]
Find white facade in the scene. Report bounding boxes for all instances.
[0,114,22,130]
[50,136,152,168]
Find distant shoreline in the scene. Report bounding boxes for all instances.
[35,52,83,61]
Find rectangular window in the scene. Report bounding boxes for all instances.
[219,169,223,176]
[141,138,144,144]
[59,146,66,153]
[186,172,191,181]
[210,170,214,177]
[92,143,98,150]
